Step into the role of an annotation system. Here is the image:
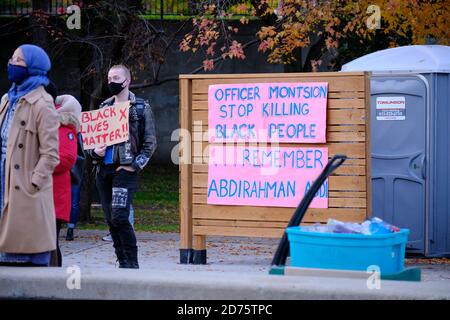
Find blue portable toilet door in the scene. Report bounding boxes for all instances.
[370,75,428,254]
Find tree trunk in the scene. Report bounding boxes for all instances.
[77,74,104,222]
[284,48,303,72]
[303,34,326,72]
[78,157,96,222]
[76,3,136,222]
[77,43,99,222]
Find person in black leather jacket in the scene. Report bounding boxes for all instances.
[89,64,156,268]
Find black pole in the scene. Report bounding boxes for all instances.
[271,154,347,267]
[160,0,163,21]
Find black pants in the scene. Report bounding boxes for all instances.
[96,165,139,263]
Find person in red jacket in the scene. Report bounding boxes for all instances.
[46,83,81,267]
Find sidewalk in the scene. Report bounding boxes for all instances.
[60,230,275,273]
[0,230,449,300]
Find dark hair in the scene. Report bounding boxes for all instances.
[44,81,58,101]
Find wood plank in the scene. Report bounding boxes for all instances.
[192,187,366,198]
[192,173,366,191]
[329,131,366,142]
[192,129,366,143]
[191,164,211,173]
[193,235,206,250]
[327,109,366,124]
[192,204,366,222]
[180,71,366,79]
[328,91,366,99]
[192,157,367,166]
[191,164,365,176]
[194,219,320,228]
[193,225,284,238]
[329,191,366,198]
[329,197,367,208]
[193,143,367,159]
[193,194,366,208]
[192,187,366,199]
[333,165,366,175]
[191,109,365,125]
[364,73,372,219]
[193,219,288,228]
[338,158,366,165]
[192,98,366,110]
[179,79,193,250]
[327,125,366,132]
[195,125,367,134]
[191,76,365,94]
[192,91,365,101]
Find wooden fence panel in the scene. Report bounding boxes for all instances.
[178,72,371,263]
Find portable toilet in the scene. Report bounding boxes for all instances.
[342,45,450,257]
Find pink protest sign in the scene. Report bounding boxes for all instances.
[208,82,328,143]
[207,146,329,208]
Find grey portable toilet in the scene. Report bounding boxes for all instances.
[342,45,450,257]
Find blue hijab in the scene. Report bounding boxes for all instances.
[7,44,51,108]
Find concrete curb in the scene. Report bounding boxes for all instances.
[1,267,449,300]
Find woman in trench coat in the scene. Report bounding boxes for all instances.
[0,44,60,266]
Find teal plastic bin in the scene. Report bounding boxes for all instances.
[286,226,409,275]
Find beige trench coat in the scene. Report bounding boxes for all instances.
[0,85,60,253]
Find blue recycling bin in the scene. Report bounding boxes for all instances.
[286,226,409,275]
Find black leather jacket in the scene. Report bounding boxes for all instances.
[89,92,157,172]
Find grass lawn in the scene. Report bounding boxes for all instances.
[78,164,179,233]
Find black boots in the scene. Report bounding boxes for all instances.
[110,224,139,269]
[65,228,74,241]
[116,247,139,269]
[115,248,129,268]
[118,261,139,269]
[126,247,139,269]
[120,261,139,269]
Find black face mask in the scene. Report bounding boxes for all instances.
[108,80,126,96]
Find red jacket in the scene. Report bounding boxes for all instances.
[53,104,79,222]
